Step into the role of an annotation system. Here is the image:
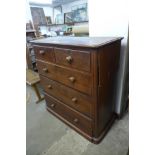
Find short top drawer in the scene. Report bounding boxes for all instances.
[54,48,91,72]
[34,46,55,62]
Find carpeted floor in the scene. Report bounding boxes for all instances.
[26,85,129,155]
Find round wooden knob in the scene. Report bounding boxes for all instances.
[72,97,77,103]
[40,50,45,55]
[51,104,55,108]
[43,68,48,73]
[66,56,72,63]
[69,76,75,83]
[47,85,52,89]
[74,118,78,123]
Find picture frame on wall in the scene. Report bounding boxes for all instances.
[45,16,52,25]
[64,12,73,24]
[55,14,64,24]
[30,7,46,26]
[71,3,87,11]
[53,6,62,24]
[71,3,88,23]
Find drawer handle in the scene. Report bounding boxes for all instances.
[43,68,48,73]
[47,85,52,89]
[40,50,45,55]
[66,56,72,64]
[51,103,55,108]
[74,118,78,123]
[72,97,77,103]
[69,76,75,83]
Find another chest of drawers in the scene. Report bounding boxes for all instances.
[32,37,123,144]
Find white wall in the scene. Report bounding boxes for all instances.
[43,6,53,17]
[26,0,33,23]
[89,0,128,114]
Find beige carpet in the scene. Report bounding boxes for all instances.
[42,130,90,155]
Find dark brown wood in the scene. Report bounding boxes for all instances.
[30,37,123,48]
[40,75,92,117]
[32,37,123,144]
[95,41,121,137]
[26,30,38,71]
[36,60,92,95]
[47,104,93,142]
[92,114,116,144]
[26,45,33,70]
[45,94,92,135]
[54,47,91,72]
[34,46,55,63]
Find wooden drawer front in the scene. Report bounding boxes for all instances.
[45,94,92,135]
[34,46,55,62]
[37,61,92,95]
[40,75,92,117]
[54,48,90,72]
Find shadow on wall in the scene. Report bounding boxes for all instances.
[115,35,129,116]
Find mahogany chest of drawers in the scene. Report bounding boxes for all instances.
[31,37,123,144]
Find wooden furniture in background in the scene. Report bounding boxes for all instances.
[31,37,123,143]
[26,30,37,71]
[26,45,33,70]
[26,29,36,38]
[26,69,44,103]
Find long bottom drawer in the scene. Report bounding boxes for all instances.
[45,93,92,136]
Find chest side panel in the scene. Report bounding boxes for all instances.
[95,41,121,138]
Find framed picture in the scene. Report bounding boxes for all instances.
[71,3,87,11]
[46,16,52,25]
[54,6,62,24]
[71,3,88,22]
[30,7,46,25]
[64,12,73,24]
[55,14,64,24]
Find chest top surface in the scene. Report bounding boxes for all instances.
[31,36,123,48]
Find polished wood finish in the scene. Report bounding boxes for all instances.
[36,60,92,95]
[45,94,92,135]
[40,75,92,117]
[32,37,123,143]
[34,46,55,63]
[31,36,122,48]
[54,48,90,72]
[95,41,121,137]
